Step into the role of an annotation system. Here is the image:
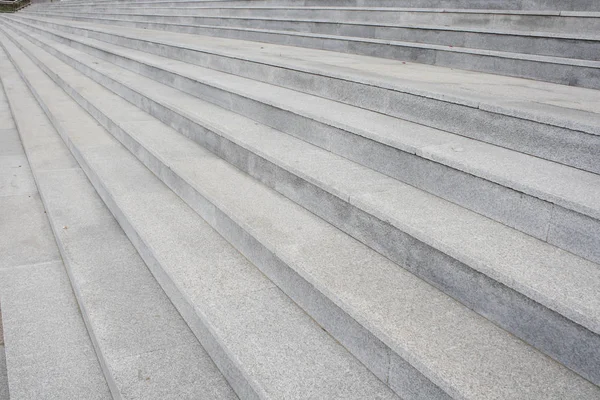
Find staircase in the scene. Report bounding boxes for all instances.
[0,0,598,398]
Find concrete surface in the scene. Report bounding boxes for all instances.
[0,68,111,400]
[6,16,600,268]
[0,26,400,400]
[10,15,600,174]
[3,19,598,399]
[19,11,600,89]
[0,345,7,400]
[1,36,238,400]
[0,1,598,398]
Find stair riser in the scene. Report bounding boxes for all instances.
[73,158,264,400]
[0,44,118,400]
[26,12,600,60]
[13,15,600,267]
[27,8,600,36]
[19,15,600,176]
[1,47,121,400]
[33,0,600,11]
[0,27,266,400]
[6,23,408,399]
[3,25,453,400]
[24,13,600,90]
[13,20,600,386]
[69,66,455,400]
[145,9,600,37]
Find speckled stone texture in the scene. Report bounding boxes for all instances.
[1,1,599,398]
[0,305,4,346]
[0,306,5,400]
[4,14,600,265]
[0,42,238,400]
[5,20,599,399]
[14,11,600,89]
[5,14,598,388]
[0,345,8,400]
[0,57,111,400]
[0,29,400,400]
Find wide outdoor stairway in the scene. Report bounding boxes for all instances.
[0,0,599,398]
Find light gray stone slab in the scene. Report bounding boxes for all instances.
[11,16,600,384]
[0,128,22,156]
[0,305,4,346]
[0,155,37,197]
[0,79,79,171]
[0,193,61,269]
[0,261,111,400]
[34,169,238,400]
[84,7,596,36]
[16,11,600,90]
[17,17,599,339]
[7,22,598,399]
[0,48,111,400]
[0,110,15,130]
[10,14,600,177]
[9,15,600,266]
[28,0,600,11]
[0,346,7,400]
[0,27,399,400]
[109,343,236,400]
[0,46,238,400]
[547,206,600,267]
[13,14,600,117]
[12,15,600,218]
[35,11,600,61]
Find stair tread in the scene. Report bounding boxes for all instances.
[0,23,399,400]
[9,16,600,335]
[0,261,112,400]
[35,10,600,41]
[40,5,593,15]
[25,12,600,69]
[36,0,600,12]
[28,19,600,333]
[0,346,7,400]
[0,41,239,399]
[4,17,598,400]
[11,16,600,223]
[0,68,111,399]
[17,14,600,135]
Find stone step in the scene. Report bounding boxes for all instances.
[12,14,600,385]
[28,6,600,37]
[0,20,399,400]
[53,0,253,5]
[21,11,600,88]
[0,261,112,400]
[8,14,600,267]
[2,16,598,400]
[14,15,600,175]
[32,0,600,11]
[22,10,600,60]
[0,38,240,400]
[0,61,111,400]
[0,345,7,400]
